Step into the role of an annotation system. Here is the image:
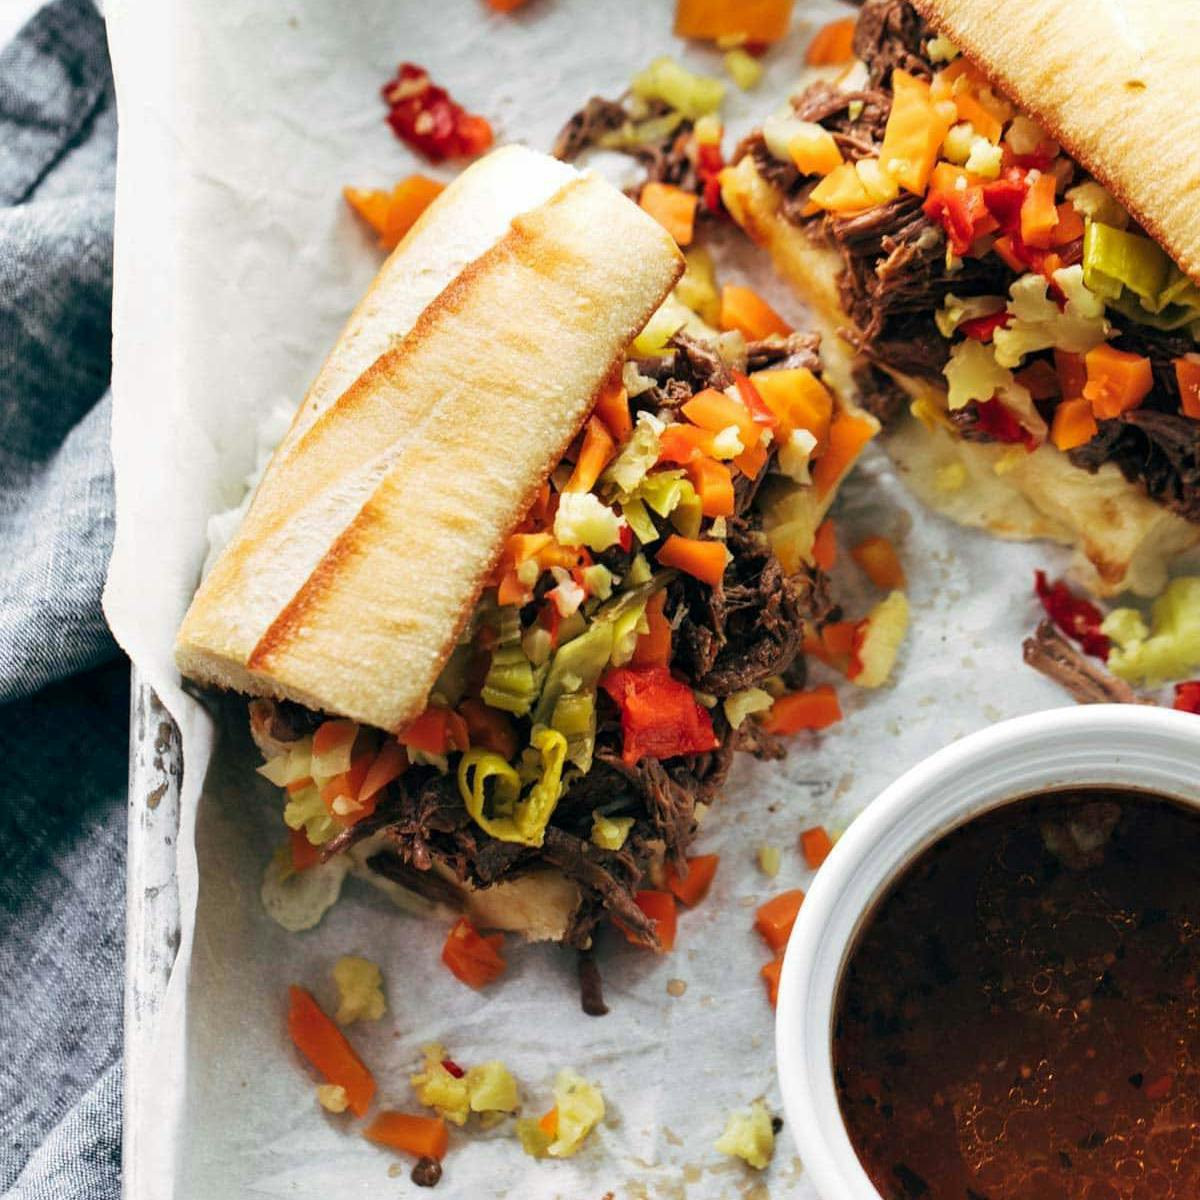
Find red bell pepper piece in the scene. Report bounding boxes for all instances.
[972,398,1036,449]
[600,665,718,765]
[1173,682,1200,714]
[982,173,1029,234]
[959,311,1011,343]
[381,63,493,161]
[441,917,506,989]
[1034,571,1110,661]
[664,853,720,907]
[924,184,990,257]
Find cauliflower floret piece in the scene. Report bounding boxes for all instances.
[715,1099,776,1170]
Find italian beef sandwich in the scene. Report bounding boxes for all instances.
[175,144,881,959]
[723,0,1200,596]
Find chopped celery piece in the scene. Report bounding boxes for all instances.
[591,811,634,850]
[609,602,650,668]
[1083,221,1172,305]
[723,686,774,729]
[724,48,763,91]
[481,645,538,716]
[552,690,597,773]
[630,56,725,120]
[430,642,472,707]
[627,553,652,586]
[621,496,659,544]
[637,468,689,517]
[633,294,697,357]
[602,412,664,493]
[669,480,703,538]
[283,785,339,846]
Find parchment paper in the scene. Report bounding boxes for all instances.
[102,1,1099,1195]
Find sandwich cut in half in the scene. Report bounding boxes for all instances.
[176,144,878,957]
[722,0,1200,596]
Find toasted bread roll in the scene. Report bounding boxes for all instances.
[913,0,1200,288]
[177,148,683,730]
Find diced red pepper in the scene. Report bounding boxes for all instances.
[440,1058,465,1079]
[761,957,783,1008]
[290,827,321,872]
[696,142,726,216]
[800,826,834,869]
[381,63,494,161]
[959,311,1011,342]
[924,184,990,257]
[628,890,677,952]
[982,172,1029,234]
[441,917,506,989]
[664,853,720,907]
[972,398,1036,448]
[600,665,719,765]
[1172,682,1200,714]
[1034,571,1110,661]
[755,889,805,954]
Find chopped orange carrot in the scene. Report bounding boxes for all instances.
[682,388,762,450]
[538,1107,559,1137]
[749,368,834,442]
[789,124,844,176]
[755,888,806,954]
[320,755,374,818]
[632,590,673,667]
[365,1112,449,1160]
[688,456,735,518]
[656,534,730,587]
[290,828,321,872]
[358,740,408,805]
[811,519,837,571]
[630,890,678,951]
[1174,354,1200,420]
[992,235,1025,274]
[929,161,984,194]
[761,956,783,1007]
[733,439,770,479]
[487,0,529,10]
[565,416,616,493]
[761,686,843,735]
[808,161,874,215]
[640,182,699,247]
[1083,344,1154,419]
[953,93,1002,144]
[594,376,633,442]
[800,826,834,869]
[287,986,377,1117]
[1050,396,1098,452]
[673,0,793,44]
[400,707,470,756]
[879,70,956,195]
[1051,202,1085,246]
[664,853,720,907]
[344,176,445,250]
[1019,171,1059,249]
[441,917,506,989]
[805,619,860,670]
[719,284,792,340]
[658,422,718,464]
[806,16,856,65]
[313,718,358,761]
[497,570,533,608]
[458,699,518,760]
[851,535,905,589]
[812,410,877,498]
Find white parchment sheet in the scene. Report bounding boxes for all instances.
[103,1,1098,1195]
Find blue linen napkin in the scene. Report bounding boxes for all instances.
[0,1,123,1196]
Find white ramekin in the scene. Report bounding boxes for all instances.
[775,704,1200,1200]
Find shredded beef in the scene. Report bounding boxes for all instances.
[852,0,935,87]
[365,851,465,909]
[261,699,324,743]
[552,96,627,161]
[746,332,822,373]
[853,360,910,424]
[668,331,733,391]
[1022,621,1154,707]
[578,949,609,1017]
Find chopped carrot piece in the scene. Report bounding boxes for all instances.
[441,917,506,989]
[358,739,408,805]
[656,534,730,587]
[629,890,678,951]
[952,91,1002,144]
[761,956,783,1007]
[1055,349,1088,399]
[594,376,633,442]
[800,826,834,869]
[1083,344,1154,419]
[365,1112,449,1160]
[342,186,392,238]
[806,16,856,65]
[497,570,533,608]
[688,456,735,518]
[1020,171,1059,249]
[755,889,806,954]
[400,707,469,756]
[929,161,984,194]
[640,182,699,247]
[290,828,321,872]
[811,519,836,571]
[851,535,905,589]
[287,986,377,1117]
[658,422,718,464]
[808,161,874,215]
[538,1106,559,1137]
[805,619,860,670]
[733,439,770,479]
[719,284,792,340]
[632,590,672,667]
[1050,396,1098,452]
[487,0,529,10]
[789,124,844,176]
[1051,202,1085,246]
[565,416,616,493]
[664,853,720,907]
[682,388,762,450]
[313,718,358,760]
[812,410,877,498]
[879,70,956,195]
[344,176,445,251]
[992,235,1025,274]
[458,698,518,760]
[673,0,793,44]
[761,686,842,735]
[1174,354,1200,420]
[750,368,833,442]
[320,755,374,819]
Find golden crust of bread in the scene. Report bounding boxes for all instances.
[176,155,683,730]
[913,0,1200,287]
[721,154,1200,595]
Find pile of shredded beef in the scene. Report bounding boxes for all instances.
[265,333,835,980]
[737,0,1200,522]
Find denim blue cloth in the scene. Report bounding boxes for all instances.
[0,0,123,1196]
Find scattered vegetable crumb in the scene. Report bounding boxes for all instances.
[517,1070,605,1158]
[667,978,688,998]
[316,1083,349,1113]
[715,1099,776,1170]
[333,955,387,1026]
[757,845,782,877]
